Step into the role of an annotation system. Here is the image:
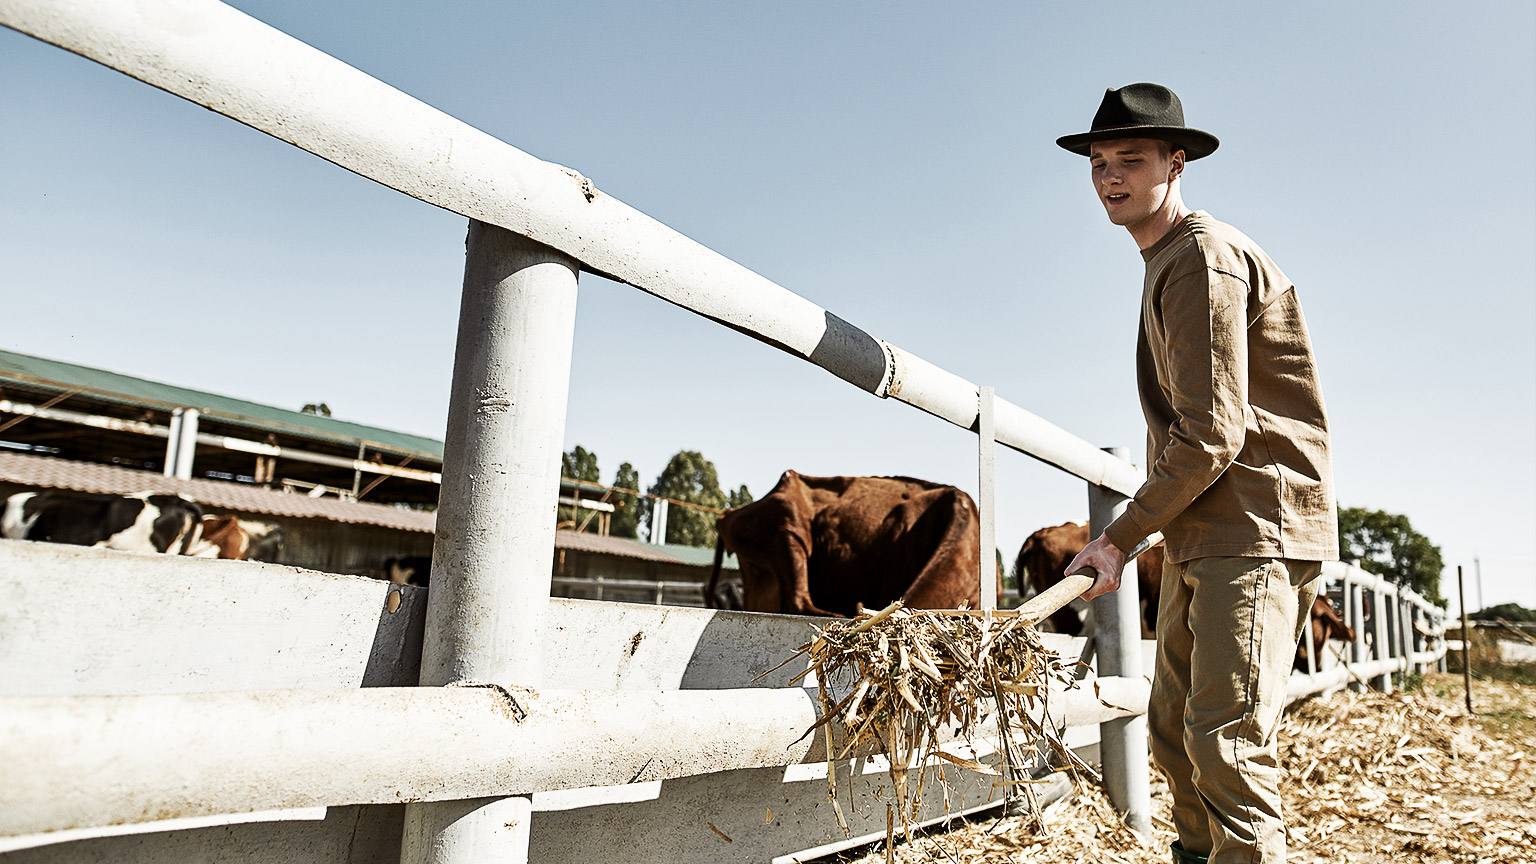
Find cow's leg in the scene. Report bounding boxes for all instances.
[784,539,841,617]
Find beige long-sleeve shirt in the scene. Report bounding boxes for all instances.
[1103,212,1338,564]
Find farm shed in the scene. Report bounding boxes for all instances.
[0,449,737,601]
[0,348,444,507]
[1446,618,1536,666]
[552,531,740,607]
[0,449,435,573]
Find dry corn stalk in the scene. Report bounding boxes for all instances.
[775,600,1094,847]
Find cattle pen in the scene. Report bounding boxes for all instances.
[0,3,1447,863]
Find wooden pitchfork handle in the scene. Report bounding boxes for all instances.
[1015,533,1163,626]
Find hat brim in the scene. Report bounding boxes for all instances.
[1056,126,1220,161]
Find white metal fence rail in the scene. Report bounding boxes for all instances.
[0,2,1446,862]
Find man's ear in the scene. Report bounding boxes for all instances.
[1169,149,1186,180]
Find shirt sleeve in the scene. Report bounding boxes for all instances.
[1104,265,1250,552]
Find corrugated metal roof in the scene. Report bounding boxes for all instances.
[0,451,436,532]
[554,531,737,570]
[0,349,444,461]
[554,530,685,564]
[0,451,740,570]
[654,541,739,570]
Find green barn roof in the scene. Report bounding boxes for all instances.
[0,348,443,461]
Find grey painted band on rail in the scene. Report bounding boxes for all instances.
[0,0,1140,496]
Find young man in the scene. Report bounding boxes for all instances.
[1057,83,1338,864]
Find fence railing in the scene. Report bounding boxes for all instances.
[1287,561,1449,701]
[0,2,1446,863]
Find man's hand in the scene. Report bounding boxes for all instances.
[1065,533,1129,603]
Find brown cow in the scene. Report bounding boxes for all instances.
[1294,595,1355,673]
[1012,521,1165,637]
[706,471,980,616]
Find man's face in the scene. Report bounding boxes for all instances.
[1088,138,1183,229]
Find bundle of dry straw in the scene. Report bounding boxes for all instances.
[771,601,1094,848]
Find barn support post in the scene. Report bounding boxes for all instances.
[352,442,366,498]
[1087,446,1151,835]
[173,408,199,480]
[977,386,997,611]
[163,408,184,476]
[399,221,579,864]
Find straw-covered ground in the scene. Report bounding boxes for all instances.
[824,670,1535,864]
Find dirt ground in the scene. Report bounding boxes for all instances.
[825,670,1535,863]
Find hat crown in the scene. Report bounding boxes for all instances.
[1056,82,1218,160]
[1092,83,1186,133]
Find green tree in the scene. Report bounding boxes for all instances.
[727,484,754,510]
[1338,506,1444,605]
[561,445,600,483]
[646,450,729,547]
[559,445,601,532]
[1469,603,1536,624]
[300,402,332,417]
[610,462,641,539]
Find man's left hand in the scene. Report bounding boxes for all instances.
[1065,533,1129,602]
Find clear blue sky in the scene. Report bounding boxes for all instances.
[3,2,1532,612]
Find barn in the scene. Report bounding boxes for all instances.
[0,349,736,602]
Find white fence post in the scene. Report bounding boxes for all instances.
[1409,604,1423,676]
[977,386,997,611]
[1088,446,1151,835]
[1371,580,1392,693]
[399,221,579,864]
[1347,580,1366,693]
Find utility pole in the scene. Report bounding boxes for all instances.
[1474,556,1484,613]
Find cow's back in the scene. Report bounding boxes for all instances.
[0,491,203,553]
[9,492,147,547]
[803,476,978,614]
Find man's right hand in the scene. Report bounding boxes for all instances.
[1065,532,1128,602]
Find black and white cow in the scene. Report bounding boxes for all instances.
[2,491,205,554]
[187,514,285,563]
[240,520,284,563]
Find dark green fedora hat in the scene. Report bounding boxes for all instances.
[1056,83,1219,160]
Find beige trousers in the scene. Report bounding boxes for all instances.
[1148,556,1321,864]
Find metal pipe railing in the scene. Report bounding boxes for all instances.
[400,224,579,864]
[0,3,1449,859]
[0,676,1151,839]
[0,0,1140,499]
[1087,446,1151,834]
